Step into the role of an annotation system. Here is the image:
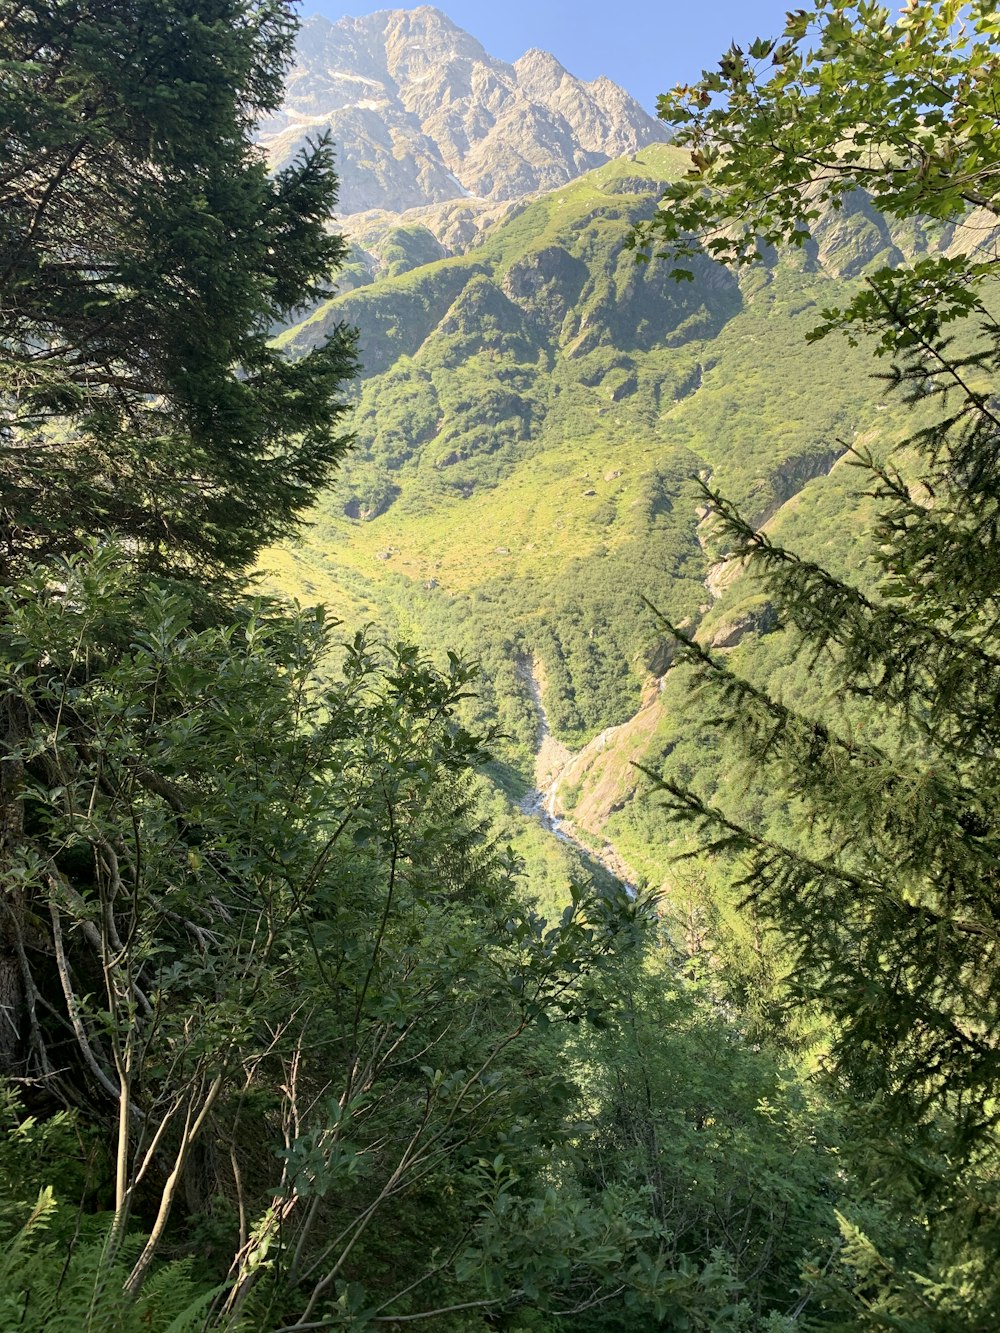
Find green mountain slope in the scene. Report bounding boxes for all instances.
[263,144,929,890]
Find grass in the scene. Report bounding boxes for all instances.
[259,142,921,877]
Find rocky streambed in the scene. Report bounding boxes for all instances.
[516,658,656,896]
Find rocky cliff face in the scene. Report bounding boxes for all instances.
[259,6,663,221]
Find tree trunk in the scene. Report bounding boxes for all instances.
[0,696,27,1075]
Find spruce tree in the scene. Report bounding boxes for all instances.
[636,1,1000,1320]
[0,0,356,580]
[0,0,357,1097]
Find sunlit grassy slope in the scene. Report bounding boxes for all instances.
[261,143,919,894]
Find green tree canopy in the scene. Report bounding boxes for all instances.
[639,0,1000,1149]
[0,0,356,580]
[638,1,1000,308]
[634,3,1000,1323]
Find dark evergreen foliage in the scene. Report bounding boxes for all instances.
[11,0,1000,1324]
[0,6,849,1326]
[0,0,356,579]
[636,1,1000,1323]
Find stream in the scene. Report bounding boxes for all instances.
[517,660,640,896]
[514,500,737,899]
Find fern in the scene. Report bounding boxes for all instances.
[0,1087,222,1332]
[0,1206,222,1332]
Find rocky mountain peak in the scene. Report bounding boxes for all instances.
[258,8,664,225]
[380,6,491,67]
[513,49,571,95]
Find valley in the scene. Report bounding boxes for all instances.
[518,655,650,894]
[5,2,999,1327]
[262,116,925,905]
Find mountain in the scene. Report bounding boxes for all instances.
[258,6,663,222]
[263,141,962,897]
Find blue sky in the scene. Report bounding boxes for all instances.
[298,2,797,115]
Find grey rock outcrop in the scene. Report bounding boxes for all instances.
[259,7,662,221]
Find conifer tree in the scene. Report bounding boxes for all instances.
[636,2,1000,1319]
[0,0,356,580]
[0,0,358,1096]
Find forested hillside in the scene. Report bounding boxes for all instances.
[2,1,998,1330]
[263,139,962,890]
